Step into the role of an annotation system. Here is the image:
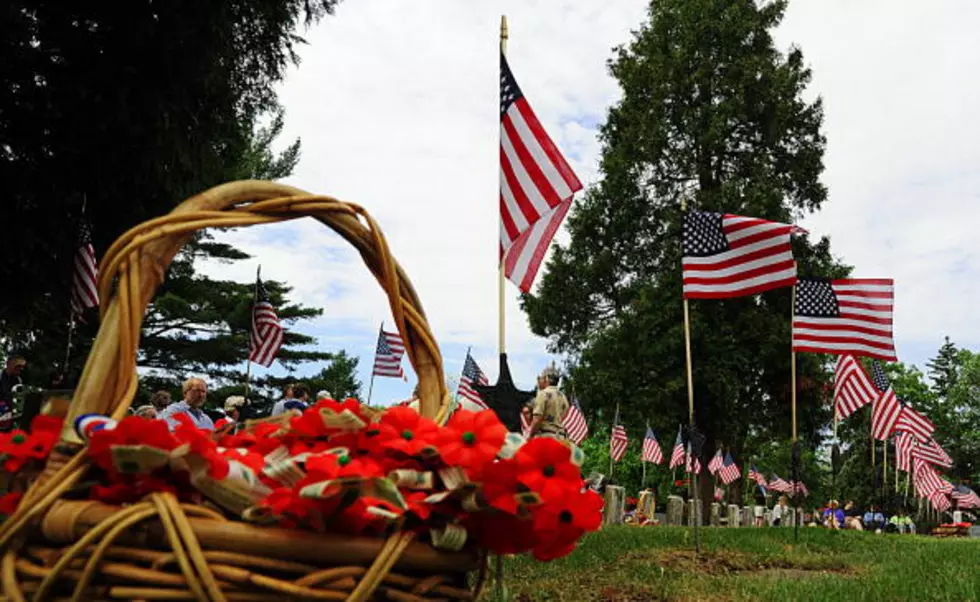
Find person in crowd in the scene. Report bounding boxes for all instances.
[526,364,569,440]
[160,377,214,430]
[0,355,26,432]
[316,390,332,401]
[135,405,158,419]
[215,395,246,430]
[822,500,845,529]
[285,385,310,412]
[888,509,915,534]
[270,384,297,416]
[772,495,789,526]
[843,501,864,531]
[753,488,766,527]
[863,504,886,532]
[150,390,173,412]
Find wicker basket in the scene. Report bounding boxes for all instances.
[0,181,485,601]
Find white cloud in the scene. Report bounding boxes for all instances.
[198,0,980,402]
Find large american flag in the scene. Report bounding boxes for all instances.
[707,450,724,475]
[457,351,488,408]
[870,360,902,441]
[642,426,663,464]
[792,480,810,498]
[895,403,935,442]
[499,53,582,293]
[563,397,589,445]
[70,223,100,316]
[749,464,767,487]
[911,437,953,469]
[669,427,685,469]
[682,212,801,299]
[953,485,980,509]
[610,409,628,462]
[913,458,951,497]
[719,452,741,485]
[248,276,284,367]
[929,490,951,513]
[792,278,896,361]
[768,474,793,493]
[895,431,914,472]
[834,355,876,419]
[372,329,406,379]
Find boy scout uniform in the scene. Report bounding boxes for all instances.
[531,385,569,439]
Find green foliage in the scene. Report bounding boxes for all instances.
[0,0,340,382]
[926,336,959,398]
[499,525,980,601]
[521,0,846,512]
[304,350,363,402]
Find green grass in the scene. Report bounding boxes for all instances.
[490,526,980,601]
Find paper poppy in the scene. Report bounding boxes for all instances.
[377,406,439,458]
[438,410,507,474]
[514,438,582,502]
[530,488,603,561]
[87,417,180,473]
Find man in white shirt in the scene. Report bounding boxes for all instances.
[160,377,214,430]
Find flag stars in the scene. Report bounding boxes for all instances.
[795,279,839,317]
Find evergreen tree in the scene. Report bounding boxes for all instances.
[521,0,848,518]
[926,336,959,399]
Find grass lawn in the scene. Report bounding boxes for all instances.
[492,525,980,601]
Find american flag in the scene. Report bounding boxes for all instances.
[669,428,685,469]
[792,278,896,361]
[792,480,810,498]
[685,446,702,475]
[749,464,767,487]
[499,53,583,293]
[913,458,950,497]
[563,398,589,445]
[911,437,953,469]
[870,360,902,441]
[895,403,935,442]
[642,426,663,464]
[895,432,914,472]
[768,474,793,493]
[719,452,741,485]
[248,276,284,367]
[834,355,876,419]
[372,329,406,379]
[457,351,488,408]
[610,409,628,462]
[953,485,980,509]
[707,449,724,475]
[70,223,99,316]
[682,211,801,299]
[929,490,951,513]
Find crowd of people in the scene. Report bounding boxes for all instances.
[805,500,917,534]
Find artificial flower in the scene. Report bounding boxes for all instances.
[87,417,179,473]
[514,438,582,503]
[438,410,507,474]
[530,488,603,561]
[0,492,23,516]
[377,406,439,458]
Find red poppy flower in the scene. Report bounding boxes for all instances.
[465,511,536,555]
[88,417,180,472]
[530,488,603,561]
[173,422,228,478]
[439,410,507,474]
[514,438,581,503]
[290,398,370,439]
[0,430,35,472]
[0,492,23,516]
[480,459,539,515]
[377,406,439,458]
[220,448,265,476]
[301,452,384,486]
[262,488,325,530]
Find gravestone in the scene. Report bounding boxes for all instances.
[742,506,754,527]
[728,504,741,527]
[764,509,773,526]
[602,485,625,526]
[638,490,656,518]
[788,507,798,527]
[710,503,721,526]
[666,495,684,526]
[687,500,703,526]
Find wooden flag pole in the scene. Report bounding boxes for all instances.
[680,198,701,553]
[790,284,798,446]
[790,283,801,542]
[244,265,260,401]
[366,321,382,405]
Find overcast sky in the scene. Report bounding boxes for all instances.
[201,0,980,405]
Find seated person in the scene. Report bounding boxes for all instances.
[822,500,845,529]
[889,510,915,534]
[862,505,886,531]
[843,501,864,530]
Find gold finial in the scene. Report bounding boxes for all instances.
[501,15,508,41]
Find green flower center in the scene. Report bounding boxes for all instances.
[542,464,555,477]
[559,510,574,524]
[401,429,414,441]
[365,429,380,438]
[462,431,476,445]
[11,434,25,444]
[337,455,351,467]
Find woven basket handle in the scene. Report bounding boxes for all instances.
[62,180,448,443]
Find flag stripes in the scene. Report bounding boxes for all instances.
[457,352,489,408]
[833,355,876,419]
[372,330,406,379]
[642,427,663,464]
[248,276,284,367]
[70,224,99,315]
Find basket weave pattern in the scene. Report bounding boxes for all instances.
[0,181,483,601]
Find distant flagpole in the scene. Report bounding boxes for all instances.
[641,421,648,488]
[790,279,800,542]
[497,16,509,360]
[244,265,260,400]
[609,403,619,477]
[367,321,382,405]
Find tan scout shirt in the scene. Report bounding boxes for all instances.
[532,385,569,438]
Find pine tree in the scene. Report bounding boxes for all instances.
[926,336,959,399]
[521,0,848,519]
